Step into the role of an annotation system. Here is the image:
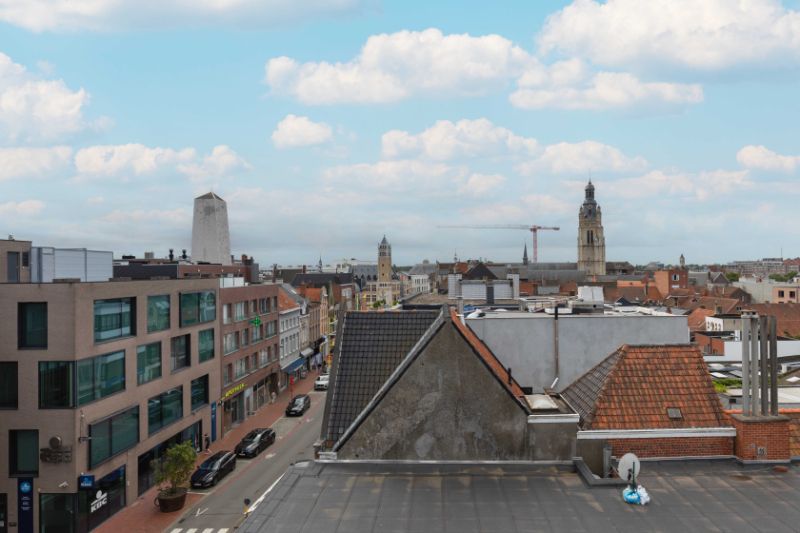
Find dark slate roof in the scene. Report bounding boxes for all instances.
[408,263,437,276]
[242,461,800,533]
[463,262,497,281]
[323,310,440,444]
[291,272,354,287]
[561,349,621,429]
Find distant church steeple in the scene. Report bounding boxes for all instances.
[522,242,529,266]
[577,180,606,276]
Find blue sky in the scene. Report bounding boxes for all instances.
[1,0,799,266]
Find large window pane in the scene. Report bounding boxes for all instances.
[40,493,75,533]
[180,291,216,327]
[136,343,162,385]
[18,302,47,348]
[199,329,214,362]
[0,362,18,408]
[170,335,190,372]
[9,429,38,476]
[89,406,139,468]
[94,298,135,342]
[147,295,170,333]
[148,387,183,435]
[199,291,216,322]
[38,361,73,408]
[191,375,208,411]
[77,351,126,405]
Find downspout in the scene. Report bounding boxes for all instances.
[553,305,560,387]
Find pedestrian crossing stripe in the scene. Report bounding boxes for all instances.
[169,529,228,533]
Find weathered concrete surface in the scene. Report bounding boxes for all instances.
[338,323,530,460]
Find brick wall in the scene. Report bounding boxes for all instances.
[730,414,790,461]
[781,409,800,458]
[608,437,734,458]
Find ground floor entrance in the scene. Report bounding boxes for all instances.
[136,421,202,496]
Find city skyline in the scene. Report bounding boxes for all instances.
[1,1,800,264]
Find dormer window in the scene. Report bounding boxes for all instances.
[667,407,683,420]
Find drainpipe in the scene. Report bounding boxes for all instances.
[741,315,750,416]
[553,305,560,386]
[759,315,769,416]
[769,316,779,416]
[750,314,760,417]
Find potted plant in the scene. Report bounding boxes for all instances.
[153,441,197,512]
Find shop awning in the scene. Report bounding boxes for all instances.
[281,357,305,374]
[300,347,315,358]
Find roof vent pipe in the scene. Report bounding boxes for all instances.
[457,296,464,316]
[507,366,512,386]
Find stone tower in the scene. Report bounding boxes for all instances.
[522,242,529,266]
[577,180,606,276]
[378,235,392,282]
[191,192,232,265]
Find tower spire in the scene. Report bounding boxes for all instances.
[522,242,529,265]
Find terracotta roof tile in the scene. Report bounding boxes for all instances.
[562,344,728,430]
[278,287,300,311]
[687,308,715,331]
[744,303,800,338]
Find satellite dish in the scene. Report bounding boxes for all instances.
[618,453,640,484]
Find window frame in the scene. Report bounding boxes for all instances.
[136,342,162,385]
[147,386,183,436]
[198,328,215,362]
[93,297,135,343]
[0,362,18,409]
[170,334,191,373]
[180,291,216,327]
[9,429,38,477]
[38,361,74,409]
[76,351,126,406]
[190,375,209,411]
[18,302,48,349]
[88,405,140,468]
[146,294,171,333]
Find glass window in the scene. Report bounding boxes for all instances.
[259,298,267,313]
[39,361,73,408]
[136,343,162,385]
[18,302,47,348]
[234,359,246,379]
[259,349,268,368]
[234,302,246,321]
[40,493,75,533]
[199,329,214,362]
[9,429,38,476]
[223,332,238,355]
[89,406,139,468]
[180,291,216,327]
[94,298,135,342]
[241,328,249,346]
[77,351,126,405]
[147,295,170,333]
[224,364,232,386]
[0,362,18,408]
[190,375,208,411]
[170,335,190,372]
[148,387,183,435]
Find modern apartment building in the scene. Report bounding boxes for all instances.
[0,278,220,533]
[218,280,280,435]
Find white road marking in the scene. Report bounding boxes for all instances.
[265,453,275,459]
[169,530,182,533]
[218,529,229,533]
[201,529,214,533]
[247,473,285,514]
[186,529,197,533]
[195,507,208,517]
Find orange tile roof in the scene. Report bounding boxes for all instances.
[744,303,800,337]
[563,344,729,430]
[297,286,323,303]
[687,296,740,314]
[449,308,526,400]
[278,288,300,311]
[687,308,715,331]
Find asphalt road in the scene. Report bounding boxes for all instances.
[168,390,326,532]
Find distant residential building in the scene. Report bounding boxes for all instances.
[577,180,606,276]
[191,192,232,265]
[735,278,800,303]
[278,287,303,388]
[727,258,787,277]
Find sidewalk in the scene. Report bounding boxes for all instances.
[95,374,319,533]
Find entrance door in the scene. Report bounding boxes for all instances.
[0,494,6,533]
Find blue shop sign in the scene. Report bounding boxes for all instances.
[79,475,95,489]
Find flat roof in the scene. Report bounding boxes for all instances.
[241,461,800,533]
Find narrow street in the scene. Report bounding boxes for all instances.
[165,389,325,532]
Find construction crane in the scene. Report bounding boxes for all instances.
[438,224,560,263]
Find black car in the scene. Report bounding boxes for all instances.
[285,394,311,416]
[190,451,236,488]
[234,428,276,458]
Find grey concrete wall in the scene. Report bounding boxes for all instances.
[527,420,577,461]
[191,195,232,265]
[338,324,530,460]
[467,313,689,391]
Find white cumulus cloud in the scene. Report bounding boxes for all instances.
[518,140,647,175]
[265,28,533,105]
[0,146,72,181]
[0,0,367,32]
[178,145,251,181]
[737,145,800,173]
[0,52,93,141]
[382,118,538,160]
[0,199,45,216]
[271,114,333,149]
[537,0,800,71]
[323,159,462,192]
[604,169,752,201]
[75,144,196,176]
[458,173,506,197]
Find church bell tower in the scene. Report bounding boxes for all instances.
[577,180,606,276]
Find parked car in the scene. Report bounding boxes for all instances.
[190,451,236,488]
[285,394,311,416]
[314,374,330,391]
[234,428,276,458]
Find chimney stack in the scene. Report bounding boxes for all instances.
[169,249,174,261]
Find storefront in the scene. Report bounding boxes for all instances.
[220,382,247,435]
[37,466,126,533]
[136,421,202,496]
[300,348,314,370]
[281,357,305,388]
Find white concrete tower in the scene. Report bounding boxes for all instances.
[191,192,232,265]
[577,180,606,276]
[378,235,392,282]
